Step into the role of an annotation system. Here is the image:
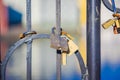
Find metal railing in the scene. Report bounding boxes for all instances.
[2,0,115,79]
[1,0,88,80]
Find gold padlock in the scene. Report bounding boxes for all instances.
[102,19,115,29]
[68,40,79,56]
[61,52,67,65]
[62,31,74,40]
[115,20,120,28]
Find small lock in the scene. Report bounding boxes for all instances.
[50,34,69,52]
[102,19,115,29]
[68,40,79,56]
[61,52,67,65]
[115,20,120,28]
[113,20,120,34]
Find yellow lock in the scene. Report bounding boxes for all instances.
[115,20,120,28]
[102,19,115,29]
[61,40,79,65]
[68,40,79,56]
[61,52,67,65]
[62,31,74,40]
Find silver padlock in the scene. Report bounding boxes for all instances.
[50,27,69,52]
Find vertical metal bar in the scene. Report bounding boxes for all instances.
[26,0,31,32]
[56,0,61,80]
[56,0,61,36]
[87,0,101,80]
[26,0,32,80]
[27,40,32,80]
[56,50,61,80]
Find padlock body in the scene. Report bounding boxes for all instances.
[102,19,115,29]
[61,52,67,65]
[115,20,120,28]
[68,40,78,56]
[50,34,68,51]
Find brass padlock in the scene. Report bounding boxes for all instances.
[62,31,73,40]
[68,40,79,56]
[113,19,120,34]
[61,52,67,65]
[61,40,79,65]
[115,20,120,28]
[102,19,115,29]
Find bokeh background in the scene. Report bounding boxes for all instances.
[1,0,120,80]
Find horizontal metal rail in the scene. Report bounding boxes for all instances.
[1,0,87,79]
[1,34,50,80]
[1,33,87,80]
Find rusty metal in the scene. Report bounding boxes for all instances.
[19,31,37,39]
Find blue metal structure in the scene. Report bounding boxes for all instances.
[87,0,101,80]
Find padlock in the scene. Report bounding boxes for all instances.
[68,40,79,56]
[61,52,67,65]
[50,27,69,51]
[113,19,120,34]
[102,19,115,29]
[61,32,79,56]
[50,34,68,51]
[113,26,120,34]
[115,19,120,28]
